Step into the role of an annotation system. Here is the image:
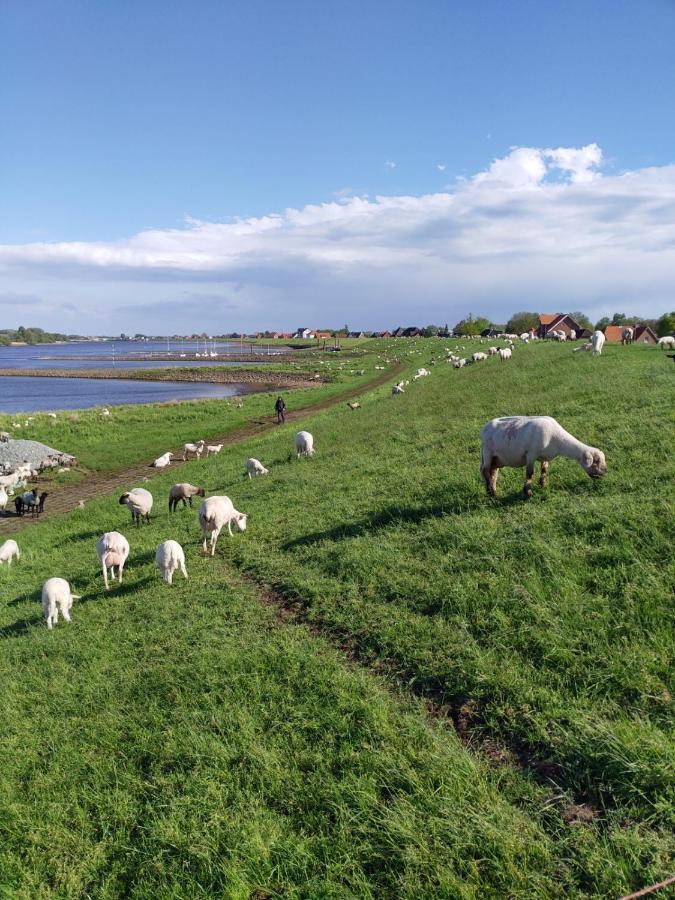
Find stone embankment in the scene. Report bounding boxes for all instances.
[0,368,325,389]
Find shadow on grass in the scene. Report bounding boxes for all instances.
[281,482,528,549]
[0,616,43,638]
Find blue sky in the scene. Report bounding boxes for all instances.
[1,1,675,332]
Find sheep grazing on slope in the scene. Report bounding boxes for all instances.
[0,539,20,566]
[42,578,81,630]
[591,330,606,355]
[657,335,675,349]
[198,496,247,557]
[182,440,205,461]
[498,348,512,361]
[480,415,607,500]
[488,347,499,356]
[96,531,130,590]
[206,444,223,456]
[453,359,466,369]
[152,451,173,468]
[168,483,205,512]
[155,540,188,584]
[472,352,487,362]
[119,487,153,525]
[295,431,315,457]
[246,458,269,479]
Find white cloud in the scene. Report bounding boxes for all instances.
[436,164,446,171]
[0,144,672,331]
[385,160,397,170]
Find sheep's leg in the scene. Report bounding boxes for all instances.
[523,463,535,499]
[188,497,193,507]
[119,564,124,585]
[201,530,208,554]
[102,563,109,590]
[227,521,233,537]
[211,527,221,557]
[180,560,188,580]
[539,461,550,487]
[62,603,71,623]
[166,570,173,585]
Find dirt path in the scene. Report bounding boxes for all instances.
[0,365,402,536]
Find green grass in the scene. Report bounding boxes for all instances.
[1,339,673,896]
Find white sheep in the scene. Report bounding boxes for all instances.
[96,531,130,590]
[182,440,205,461]
[472,352,487,362]
[498,348,512,361]
[152,451,173,468]
[573,342,593,353]
[0,539,20,566]
[0,485,7,513]
[295,431,315,457]
[569,329,576,341]
[591,330,606,355]
[657,335,675,349]
[0,431,10,442]
[246,458,269,478]
[199,496,248,556]
[155,540,188,584]
[101,408,110,417]
[413,367,430,380]
[42,578,81,630]
[206,444,223,456]
[488,347,499,356]
[119,487,153,525]
[480,415,607,499]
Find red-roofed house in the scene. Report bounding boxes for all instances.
[537,313,584,339]
[604,324,658,344]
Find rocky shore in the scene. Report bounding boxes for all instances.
[0,367,325,389]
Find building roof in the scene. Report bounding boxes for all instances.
[539,313,561,326]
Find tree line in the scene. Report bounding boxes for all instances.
[0,326,82,346]
[440,310,675,337]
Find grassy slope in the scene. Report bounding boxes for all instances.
[1,339,673,895]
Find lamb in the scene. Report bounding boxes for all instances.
[498,348,512,361]
[0,431,10,442]
[0,539,20,566]
[658,335,675,349]
[413,367,430,379]
[392,383,405,393]
[295,431,315,457]
[472,352,488,362]
[206,444,223,456]
[96,531,130,590]
[347,401,361,410]
[152,451,173,468]
[155,540,188,584]
[453,359,466,369]
[182,440,205,461]
[488,347,499,356]
[199,495,248,556]
[480,415,607,499]
[42,578,81,629]
[168,483,205,512]
[119,487,153,525]
[573,342,593,353]
[591,330,606,355]
[246,458,269,479]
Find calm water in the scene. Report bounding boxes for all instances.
[0,376,246,414]
[0,339,286,370]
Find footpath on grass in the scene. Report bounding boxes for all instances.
[0,363,402,536]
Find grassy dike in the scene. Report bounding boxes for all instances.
[1,339,673,896]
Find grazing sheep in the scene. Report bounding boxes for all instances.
[498,348,512,362]
[15,489,48,517]
[168,483,206,512]
[413,367,430,380]
[568,329,576,341]
[199,496,248,556]
[101,408,110,417]
[42,578,81,630]
[573,342,593,353]
[206,444,223,456]
[0,485,7,513]
[152,451,173,468]
[119,487,153,525]
[591,330,606,355]
[347,401,361,410]
[472,352,488,362]
[658,335,675,349]
[0,539,20,566]
[453,359,466,369]
[0,431,10,442]
[392,383,405,394]
[488,347,499,355]
[182,440,205,461]
[246,458,269,479]
[621,327,634,345]
[155,540,188,584]
[295,431,315,457]
[480,415,607,499]
[96,531,130,590]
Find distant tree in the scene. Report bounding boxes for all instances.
[567,311,593,332]
[454,314,492,336]
[656,311,675,336]
[505,311,539,334]
[594,316,610,331]
[421,324,441,337]
[611,312,627,325]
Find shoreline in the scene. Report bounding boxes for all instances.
[0,366,326,389]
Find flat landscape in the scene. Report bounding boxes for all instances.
[0,338,673,897]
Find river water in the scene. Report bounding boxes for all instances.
[0,340,283,413]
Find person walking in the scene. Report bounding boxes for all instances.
[275,395,286,424]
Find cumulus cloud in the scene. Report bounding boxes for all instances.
[0,144,672,331]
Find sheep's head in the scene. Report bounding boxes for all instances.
[235,512,248,532]
[197,487,206,497]
[119,493,129,505]
[581,449,607,479]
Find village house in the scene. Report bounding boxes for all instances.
[293,328,315,339]
[314,331,333,340]
[392,326,421,337]
[603,324,658,344]
[537,313,585,339]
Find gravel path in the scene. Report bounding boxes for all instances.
[0,438,75,470]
